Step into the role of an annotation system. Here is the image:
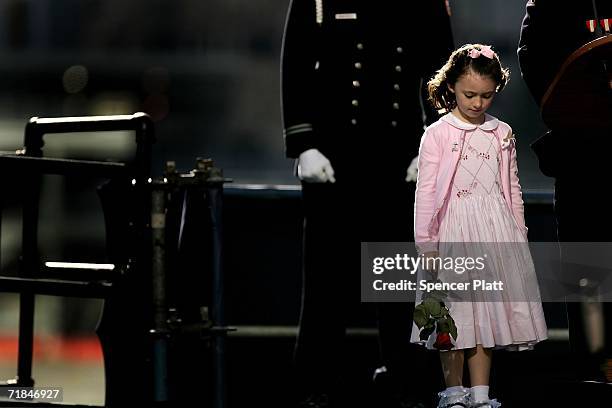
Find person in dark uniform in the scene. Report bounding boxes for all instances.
[281,1,454,406]
[518,0,612,383]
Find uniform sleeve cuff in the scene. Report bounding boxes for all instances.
[284,123,317,158]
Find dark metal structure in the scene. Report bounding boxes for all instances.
[0,113,231,407]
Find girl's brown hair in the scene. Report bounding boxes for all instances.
[427,44,510,112]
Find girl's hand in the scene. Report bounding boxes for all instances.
[422,250,440,278]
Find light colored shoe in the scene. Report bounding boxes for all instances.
[436,388,471,408]
[470,399,501,408]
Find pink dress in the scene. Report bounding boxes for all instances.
[411,113,548,350]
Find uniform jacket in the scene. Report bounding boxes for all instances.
[281,0,454,178]
[518,0,612,105]
[518,0,612,178]
[414,113,527,254]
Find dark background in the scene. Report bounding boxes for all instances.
[0,1,566,407]
[0,0,555,295]
[0,0,551,187]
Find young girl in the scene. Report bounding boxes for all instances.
[411,44,548,408]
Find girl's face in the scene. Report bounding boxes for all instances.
[448,70,497,125]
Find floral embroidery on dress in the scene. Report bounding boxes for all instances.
[452,127,502,198]
[457,188,471,198]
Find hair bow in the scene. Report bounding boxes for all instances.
[468,46,496,59]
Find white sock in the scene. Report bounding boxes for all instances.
[470,385,490,402]
[445,386,465,395]
[443,386,468,408]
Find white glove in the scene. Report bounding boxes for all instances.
[297,148,336,183]
[405,156,419,182]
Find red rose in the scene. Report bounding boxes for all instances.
[433,332,453,350]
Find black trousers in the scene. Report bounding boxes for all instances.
[295,180,432,397]
[533,130,612,379]
[555,177,612,379]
